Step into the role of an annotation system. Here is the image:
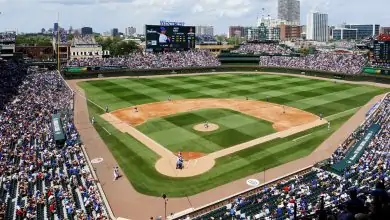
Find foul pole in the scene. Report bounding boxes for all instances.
[57,12,60,72]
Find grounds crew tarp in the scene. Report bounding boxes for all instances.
[52,113,65,145]
[332,123,380,172]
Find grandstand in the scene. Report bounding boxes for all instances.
[0,61,111,219]
[196,34,218,45]
[0,31,16,59]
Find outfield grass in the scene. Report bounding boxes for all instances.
[137,108,275,153]
[79,73,389,197]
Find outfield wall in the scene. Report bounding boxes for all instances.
[63,66,390,84]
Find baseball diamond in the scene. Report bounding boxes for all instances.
[69,72,389,219]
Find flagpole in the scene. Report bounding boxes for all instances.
[57,12,60,72]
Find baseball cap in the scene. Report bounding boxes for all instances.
[160,27,166,31]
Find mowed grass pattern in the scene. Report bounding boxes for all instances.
[79,73,388,196]
[137,108,275,153]
[80,74,384,117]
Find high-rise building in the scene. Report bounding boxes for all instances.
[195,26,214,36]
[278,0,300,25]
[54,23,59,32]
[228,26,244,38]
[280,23,301,40]
[342,24,380,39]
[380,27,390,35]
[81,27,93,35]
[125,27,136,36]
[111,28,119,37]
[332,28,358,40]
[306,12,329,42]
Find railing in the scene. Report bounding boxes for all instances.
[57,70,116,220]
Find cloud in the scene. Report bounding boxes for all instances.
[0,0,389,34]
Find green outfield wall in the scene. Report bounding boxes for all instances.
[63,65,390,84]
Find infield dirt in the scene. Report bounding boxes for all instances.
[101,98,325,178]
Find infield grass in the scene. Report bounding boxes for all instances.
[79,73,388,197]
[137,108,275,153]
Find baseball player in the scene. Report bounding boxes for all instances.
[158,27,171,44]
[105,105,108,113]
[134,107,138,112]
[168,96,171,101]
[91,116,95,124]
[328,121,331,130]
[246,97,249,100]
[113,166,120,181]
[320,113,323,120]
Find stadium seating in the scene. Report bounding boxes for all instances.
[0,60,109,219]
[66,50,220,68]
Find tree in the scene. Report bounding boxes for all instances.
[95,36,139,56]
[16,35,52,46]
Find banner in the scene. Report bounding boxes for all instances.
[52,113,65,144]
[332,124,381,172]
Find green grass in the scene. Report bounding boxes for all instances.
[80,73,389,197]
[137,108,275,153]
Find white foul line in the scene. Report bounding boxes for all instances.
[292,133,312,142]
[102,127,111,135]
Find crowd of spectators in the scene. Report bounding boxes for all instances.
[0,32,16,43]
[53,29,68,44]
[72,35,98,46]
[231,43,293,55]
[66,50,220,68]
[0,61,108,219]
[332,41,356,50]
[196,34,218,45]
[259,52,367,74]
[189,94,389,220]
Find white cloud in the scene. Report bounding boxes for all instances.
[0,0,389,34]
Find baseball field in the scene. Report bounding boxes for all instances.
[78,73,388,197]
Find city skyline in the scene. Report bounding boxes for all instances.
[0,0,389,34]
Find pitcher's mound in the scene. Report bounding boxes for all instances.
[176,152,206,161]
[193,123,219,132]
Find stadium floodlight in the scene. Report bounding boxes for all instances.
[162,193,168,219]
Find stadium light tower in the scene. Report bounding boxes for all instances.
[162,193,168,219]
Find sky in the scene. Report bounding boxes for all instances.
[0,0,389,34]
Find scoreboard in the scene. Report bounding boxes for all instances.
[373,40,390,63]
[145,25,196,52]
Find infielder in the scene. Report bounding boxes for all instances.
[328,121,331,130]
[105,105,108,113]
[91,116,95,124]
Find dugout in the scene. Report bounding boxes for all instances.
[52,113,65,146]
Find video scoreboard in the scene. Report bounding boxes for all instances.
[145,25,196,52]
[373,40,390,63]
